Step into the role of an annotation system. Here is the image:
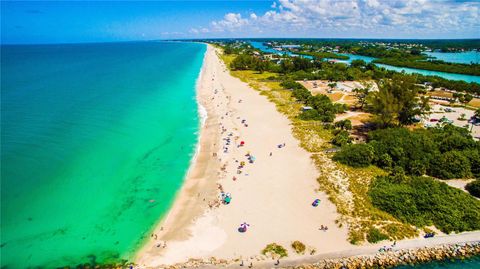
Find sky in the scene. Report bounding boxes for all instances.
[1,0,479,44]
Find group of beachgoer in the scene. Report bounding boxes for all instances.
[210,76,294,240]
[238,222,250,233]
[221,192,232,205]
[152,237,167,249]
[424,232,435,238]
[379,241,397,252]
[319,225,329,231]
[239,260,254,268]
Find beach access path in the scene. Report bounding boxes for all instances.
[135,44,351,266]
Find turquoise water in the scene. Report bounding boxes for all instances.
[1,42,206,268]
[395,255,480,268]
[249,41,294,56]
[425,51,480,64]
[339,54,480,83]
[248,41,480,83]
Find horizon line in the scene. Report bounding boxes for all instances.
[2,37,480,46]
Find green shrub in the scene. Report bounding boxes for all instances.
[332,130,351,147]
[463,149,480,177]
[337,126,480,180]
[291,241,306,254]
[466,180,480,198]
[262,243,288,258]
[333,144,375,167]
[334,119,352,130]
[369,176,480,233]
[366,228,388,243]
[280,80,305,90]
[377,153,393,169]
[368,128,438,174]
[299,109,321,121]
[428,150,471,179]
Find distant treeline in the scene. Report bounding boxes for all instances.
[295,51,349,60]
[374,58,480,76]
[207,38,480,51]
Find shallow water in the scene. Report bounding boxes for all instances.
[340,53,480,83]
[425,51,480,64]
[1,41,206,268]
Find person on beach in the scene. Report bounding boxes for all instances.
[269,152,272,156]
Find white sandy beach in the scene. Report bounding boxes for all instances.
[135,45,351,266]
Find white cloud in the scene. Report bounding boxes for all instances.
[210,13,249,32]
[190,0,480,38]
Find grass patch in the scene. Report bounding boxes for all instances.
[262,243,288,258]
[366,227,389,243]
[291,241,306,255]
[468,98,480,108]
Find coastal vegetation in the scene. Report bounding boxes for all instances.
[282,80,347,122]
[291,241,306,254]
[334,126,480,179]
[296,51,349,60]
[262,243,288,258]
[369,175,480,233]
[366,227,389,243]
[366,74,430,127]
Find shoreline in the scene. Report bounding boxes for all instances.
[135,43,222,263]
[136,43,350,267]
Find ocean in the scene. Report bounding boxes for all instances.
[1,41,206,268]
